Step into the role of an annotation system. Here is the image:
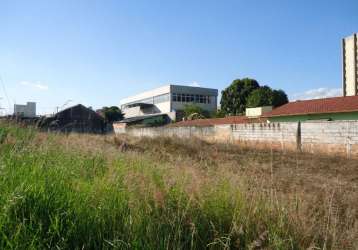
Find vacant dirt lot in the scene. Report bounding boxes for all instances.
[114,135,358,249]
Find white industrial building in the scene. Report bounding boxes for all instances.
[342,33,358,96]
[120,85,218,121]
[14,102,36,118]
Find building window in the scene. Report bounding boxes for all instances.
[171,93,212,104]
[153,94,170,104]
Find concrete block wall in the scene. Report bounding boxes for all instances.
[116,120,358,157]
[231,122,298,151]
[301,121,358,144]
[232,122,298,142]
[300,121,358,156]
[214,125,234,143]
[231,121,358,156]
[125,126,217,140]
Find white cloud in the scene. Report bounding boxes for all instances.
[20,81,49,90]
[292,87,342,101]
[189,81,201,87]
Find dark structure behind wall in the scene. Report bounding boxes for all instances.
[38,104,106,134]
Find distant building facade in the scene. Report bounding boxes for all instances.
[120,85,218,121]
[343,33,358,96]
[14,102,36,117]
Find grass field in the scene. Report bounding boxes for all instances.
[0,122,357,249]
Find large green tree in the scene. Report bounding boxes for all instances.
[271,89,289,107]
[246,86,288,108]
[101,106,124,123]
[221,78,289,115]
[246,86,273,108]
[220,78,260,115]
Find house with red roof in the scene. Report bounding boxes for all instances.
[264,95,358,122]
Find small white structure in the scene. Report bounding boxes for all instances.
[120,85,218,121]
[245,106,272,118]
[14,102,36,117]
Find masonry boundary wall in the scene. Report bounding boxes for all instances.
[114,120,358,158]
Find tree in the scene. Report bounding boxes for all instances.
[271,89,289,107]
[221,78,289,115]
[183,104,207,120]
[246,86,273,108]
[101,106,124,123]
[247,87,289,108]
[220,78,260,115]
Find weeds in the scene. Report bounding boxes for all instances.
[0,123,357,249]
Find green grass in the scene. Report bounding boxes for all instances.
[0,122,340,249]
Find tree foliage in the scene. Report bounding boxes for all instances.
[220,78,260,115]
[101,106,124,123]
[246,86,273,108]
[247,87,289,108]
[221,78,288,115]
[271,89,289,107]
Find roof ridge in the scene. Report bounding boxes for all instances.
[292,94,358,103]
[265,95,358,118]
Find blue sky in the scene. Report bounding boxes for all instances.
[0,0,357,114]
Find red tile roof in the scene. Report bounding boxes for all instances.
[170,116,266,127]
[265,95,358,117]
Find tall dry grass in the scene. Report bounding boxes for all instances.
[0,122,357,249]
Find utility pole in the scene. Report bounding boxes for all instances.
[61,100,73,110]
[0,97,3,116]
[54,100,73,114]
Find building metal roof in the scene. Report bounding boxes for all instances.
[264,95,358,117]
[170,116,266,127]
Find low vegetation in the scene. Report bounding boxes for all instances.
[0,122,357,249]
